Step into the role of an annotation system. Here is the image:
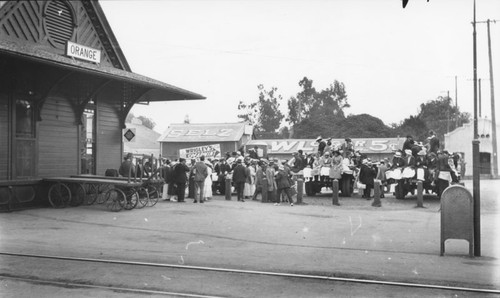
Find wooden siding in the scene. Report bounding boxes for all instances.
[96,96,121,175]
[38,95,78,177]
[0,93,8,179]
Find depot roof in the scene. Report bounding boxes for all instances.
[0,39,205,102]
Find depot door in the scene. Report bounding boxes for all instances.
[12,96,37,179]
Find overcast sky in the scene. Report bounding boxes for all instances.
[100,0,500,134]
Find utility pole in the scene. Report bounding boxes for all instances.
[471,0,481,257]
[447,90,450,133]
[486,19,498,177]
[455,75,459,127]
[479,78,482,117]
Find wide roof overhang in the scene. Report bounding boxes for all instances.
[0,39,205,102]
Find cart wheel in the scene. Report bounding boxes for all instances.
[136,187,149,209]
[123,188,139,210]
[146,185,159,207]
[104,188,126,212]
[69,183,85,207]
[96,184,112,204]
[48,183,71,208]
[83,184,99,205]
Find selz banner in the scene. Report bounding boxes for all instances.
[179,144,221,159]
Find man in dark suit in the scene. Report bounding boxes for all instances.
[173,158,190,202]
[193,156,208,203]
[427,130,440,154]
[232,159,248,202]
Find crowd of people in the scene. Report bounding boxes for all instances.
[118,129,464,202]
[307,130,463,199]
[153,150,299,206]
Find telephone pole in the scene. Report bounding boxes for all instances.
[471,0,481,257]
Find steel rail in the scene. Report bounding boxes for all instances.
[1,251,499,295]
[0,275,225,298]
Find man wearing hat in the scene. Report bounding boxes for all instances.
[402,135,414,156]
[193,156,209,203]
[232,158,248,202]
[391,150,405,169]
[173,158,190,203]
[290,151,304,174]
[119,153,135,177]
[340,138,354,158]
[427,130,440,154]
[316,136,326,156]
[214,157,231,195]
[252,159,267,201]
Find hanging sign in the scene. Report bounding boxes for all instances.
[179,144,221,159]
[66,41,101,63]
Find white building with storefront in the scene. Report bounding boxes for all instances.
[445,118,499,178]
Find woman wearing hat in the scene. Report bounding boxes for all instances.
[203,160,214,201]
[319,151,332,182]
[329,149,343,180]
[316,136,326,156]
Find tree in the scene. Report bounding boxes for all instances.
[257,84,284,133]
[137,115,156,130]
[393,95,470,143]
[237,85,285,136]
[392,116,428,141]
[287,77,350,138]
[237,101,258,125]
[287,77,317,125]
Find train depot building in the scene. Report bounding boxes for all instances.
[0,0,204,208]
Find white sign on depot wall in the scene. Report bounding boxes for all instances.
[66,41,101,63]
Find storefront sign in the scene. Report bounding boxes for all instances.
[66,41,101,63]
[167,129,234,138]
[179,144,221,159]
[252,138,405,155]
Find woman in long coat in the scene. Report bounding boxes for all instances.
[203,161,213,201]
[244,161,256,199]
[274,163,294,206]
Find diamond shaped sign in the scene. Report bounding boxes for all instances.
[123,128,136,142]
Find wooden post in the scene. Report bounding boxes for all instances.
[416,180,424,208]
[261,178,268,203]
[332,179,340,206]
[133,157,138,183]
[296,178,304,205]
[225,177,232,200]
[372,180,381,207]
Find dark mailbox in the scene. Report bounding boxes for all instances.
[440,185,474,257]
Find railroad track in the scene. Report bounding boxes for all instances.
[1,252,498,297]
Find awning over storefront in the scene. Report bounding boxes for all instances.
[0,39,205,102]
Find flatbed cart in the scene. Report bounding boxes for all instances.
[43,177,144,212]
[71,175,164,208]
